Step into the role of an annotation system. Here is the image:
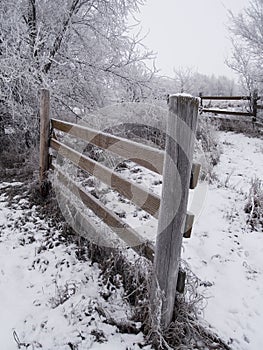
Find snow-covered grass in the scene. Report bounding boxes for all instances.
[0,129,262,349]
[0,184,151,350]
[244,177,263,231]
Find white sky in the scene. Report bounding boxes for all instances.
[135,0,250,79]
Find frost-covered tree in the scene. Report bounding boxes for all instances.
[0,0,154,150]
[227,0,263,94]
[168,68,238,96]
[173,66,196,94]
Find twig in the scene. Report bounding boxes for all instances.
[13,331,30,349]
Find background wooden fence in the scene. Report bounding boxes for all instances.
[199,90,262,124]
[39,89,200,328]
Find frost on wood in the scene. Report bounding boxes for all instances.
[152,95,199,328]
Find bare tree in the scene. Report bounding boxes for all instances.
[0,0,155,151]
[227,0,263,94]
[170,67,238,96]
[173,66,196,93]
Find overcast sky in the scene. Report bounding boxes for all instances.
[135,0,250,79]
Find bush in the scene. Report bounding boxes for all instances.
[244,177,263,231]
[195,117,221,181]
[0,146,38,181]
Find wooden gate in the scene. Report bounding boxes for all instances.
[39,89,200,327]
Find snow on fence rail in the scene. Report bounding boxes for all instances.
[39,89,200,327]
[199,90,261,122]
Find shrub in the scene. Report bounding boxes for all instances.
[195,117,221,181]
[244,177,263,231]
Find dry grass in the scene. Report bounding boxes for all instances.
[244,177,263,231]
[195,117,221,182]
[206,115,263,139]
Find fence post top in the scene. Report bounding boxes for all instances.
[40,88,50,95]
[168,94,199,104]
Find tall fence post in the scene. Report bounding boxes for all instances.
[39,89,50,196]
[152,95,199,328]
[199,92,203,107]
[252,89,258,123]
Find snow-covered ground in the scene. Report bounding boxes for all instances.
[0,183,150,350]
[0,130,262,349]
[183,132,263,350]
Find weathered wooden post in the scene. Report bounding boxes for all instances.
[39,89,50,196]
[199,92,203,108]
[252,89,258,123]
[152,94,199,328]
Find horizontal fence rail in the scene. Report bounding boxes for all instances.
[53,164,155,261]
[201,109,253,117]
[50,138,197,234]
[51,118,201,183]
[51,118,164,174]
[199,90,261,123]
[50,138,160,218]
[200,95,251,100]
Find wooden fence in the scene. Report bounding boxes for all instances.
[39,89,200,328]
[199,90,262,123]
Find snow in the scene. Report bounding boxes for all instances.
[170,93,194,98]
[0,130,262,349]
[0,188,149,349]
[183,131,263,350]
[0,181,23,189]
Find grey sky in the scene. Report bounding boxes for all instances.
[136,0,250,79]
